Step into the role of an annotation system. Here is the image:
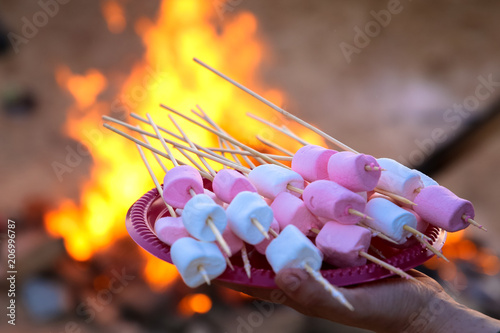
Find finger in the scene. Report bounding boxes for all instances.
[274,268,359,320]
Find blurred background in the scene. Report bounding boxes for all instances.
[1,0,500,332]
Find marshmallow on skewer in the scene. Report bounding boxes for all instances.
[271,192,322,236]
[226,191,274,245]
[291,145,337,182]
[182,194,227,241]
[314,222,416,280]
[327,151,381,192]
[212,168,257,203]
[364,197,418,244]
[163,165,204,208]
[413,185,474,232]
[155,216,190,246]
[376,158,423,200]
[170,237,227,288]
[266,225,354,311]
[248,164,304,199]
[203,188,224,207]
[412,169,438,187]
[266,225,323,272]
[254,218,280,255]
[315,222,371,267]
[302,180,368,225]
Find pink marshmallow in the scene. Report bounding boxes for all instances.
[291,145,337,182]
[212,169,257,203]
[203,189,224,207]
[327,151,381,192]
[271,192,321,236]
[302,180,366,225]
[413,185,474,232]
[315,222,371,267]
[254,219,280,255]
[163,165,204,208]
[217,227,244,257]
[154,216,190,246]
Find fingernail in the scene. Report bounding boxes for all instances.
[282,272,302,292]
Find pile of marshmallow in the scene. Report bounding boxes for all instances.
[155,145,476,288]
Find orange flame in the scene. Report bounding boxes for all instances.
[45,0,324,291]
[101,0,126,34]
[178,293,212,316]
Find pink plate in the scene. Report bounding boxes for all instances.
[126,186,447,288]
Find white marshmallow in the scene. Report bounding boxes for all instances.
[265,225,323,273]
[412,169,439,187]
[226,191,274,245]
[376,158,423,200]
[364,197,417,244]
[182,194,227,242]
[248,164,304,199]
[170,237,226,288]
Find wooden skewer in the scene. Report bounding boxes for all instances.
[403,225,432,242]
[206,216,231,257]
[251,218,270,240]
[192,106,258,169]
[416,237,449,262]
[169,115,217,177]
[256,135,294,156]
[103,123,213,180]
[364,165,386,172]
[141,133,168,174]
[193,58,357,153]
[241,244,251,279]
[269,228,279,238]
[146,113,179,168]
[198,265,211,285]
[358,251,416,281]
[374,188,417,206]
[348,208,373,221]
[218,138,227,169]
[225,257,235,271]
[463,215,487,231]
[206,147,293,161]
[280,124,311,146]
[369,245,387,260]
[357,222,399,244]
[135,143,177,218]
[247,112,310,146]
[174,146,208,175]
[303,263,354,311]
[161,104,290,168]
[310,227,321,235]
[105,120,249,175]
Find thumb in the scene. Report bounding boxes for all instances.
[274,267,357,319]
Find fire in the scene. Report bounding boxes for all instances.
[178,293,213,316]
[101,0,126,34]
[45,0,324,291]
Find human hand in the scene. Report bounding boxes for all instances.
[217,269,500,333]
